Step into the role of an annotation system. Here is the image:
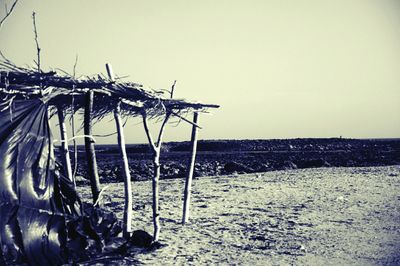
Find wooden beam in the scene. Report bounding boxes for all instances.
[182,112,199,224]
[84,90,101,204]
[107,63,133,238]
[56,106,74,185]
[170,110,202,129]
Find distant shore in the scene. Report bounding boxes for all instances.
[58,138,400,184]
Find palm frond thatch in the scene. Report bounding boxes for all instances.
[0,59,219,124]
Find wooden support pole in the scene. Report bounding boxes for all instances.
[152,150,161,241]
[57,106,74,185]
[84,90,101,204]
[182,112,199,224]
[114,101,133,238]
[142,111,170,242]
[107,63,133,238]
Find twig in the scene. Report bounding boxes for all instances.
[0,0,19,29]
[170,110,202,129]
[170,80,176,98]
[93,131,118,137]
[54,68,71,77]
[156,112,171,147]
[32,12,41,74]
[142,110,171,151]
[73,54,78,78]
[93,185,110,207]
[91,117,128,138]
[142,111,157,153]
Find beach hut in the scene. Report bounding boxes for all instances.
[0,57,218,264]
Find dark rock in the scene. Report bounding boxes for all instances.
[130,230,153,248]
[295,158,330,169]
[148,241,167,251]
[253,162,272,172]
[193,170,202,178]
[282,161,297,170]
[224,161,253,173]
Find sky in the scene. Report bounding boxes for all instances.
[1,0,399,144]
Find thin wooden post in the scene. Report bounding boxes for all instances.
[57,106,74,185]
[182,112,199,224]
[84,90,101,204]
[114,101,133,238]
[152,150,161,241]
[107,63,133,238]
[142,111,170,242]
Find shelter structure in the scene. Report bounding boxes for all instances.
[0,58,219,264]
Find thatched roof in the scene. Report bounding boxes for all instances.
[0,57,219,264]
[0,58,219,122]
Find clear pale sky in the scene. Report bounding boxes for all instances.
[1,0,399,143]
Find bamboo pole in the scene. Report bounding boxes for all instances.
[182,112,199,224]
[57,106,73,184]
[107,63,133,238]
[84,90,101,204]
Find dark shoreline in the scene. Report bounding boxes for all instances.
[57,138,400,184]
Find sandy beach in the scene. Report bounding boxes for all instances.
[77,166,400,265]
